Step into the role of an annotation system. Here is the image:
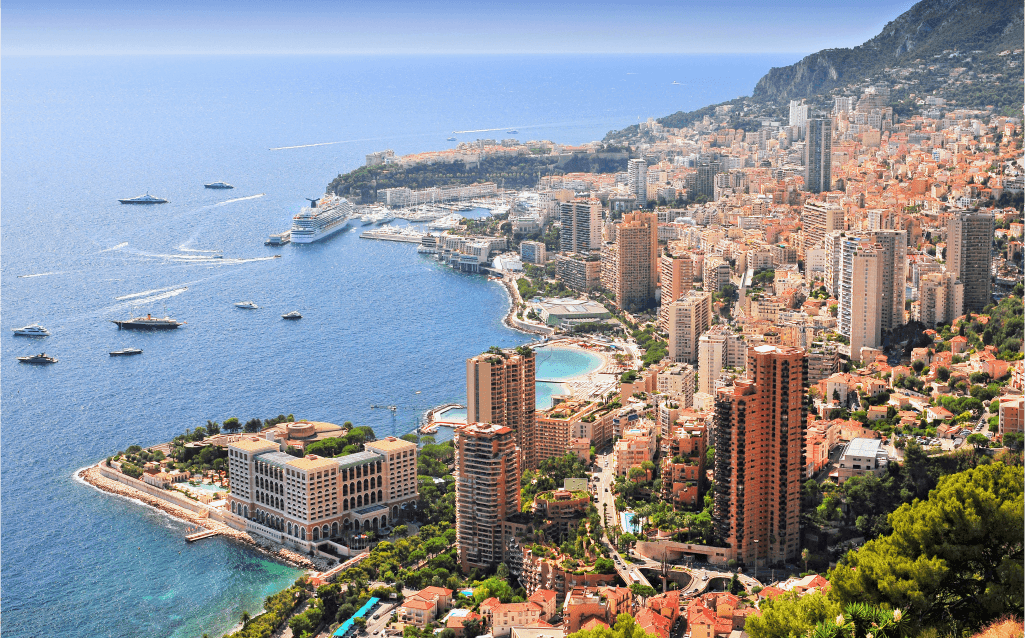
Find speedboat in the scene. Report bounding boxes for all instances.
[282,311,302,320]
[235,301,259,309]
[204,182,234,189]
[110,348,143,356]
[119,193,168,204]
[12,324,50,337]
[17,353,57,364]
[447,137,457,141]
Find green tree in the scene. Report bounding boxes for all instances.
[807,603,910,638]
[568,613,654,638]
[828,464,1024,630]
[745,591,841,638]
[463,618,485,638]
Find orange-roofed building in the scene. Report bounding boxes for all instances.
[636,608,673,638]
[528,589,558,621]
[647,590,680,625]
[580,618,609,631]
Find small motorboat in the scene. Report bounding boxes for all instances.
[12,324,50,337]
[204,182,234,189]
[282,311,302,320]
[110,348,143,356]
[235,301,259,309]
[18,353,57,364]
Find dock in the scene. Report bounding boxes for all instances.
[360,229,425,243]
[185,527,224,542]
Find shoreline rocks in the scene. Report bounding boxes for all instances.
[77,464,321,571]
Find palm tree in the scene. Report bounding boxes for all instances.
[240,611,251,627]
[802,548,810,574]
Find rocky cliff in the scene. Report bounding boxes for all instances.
[752,0,1023,102]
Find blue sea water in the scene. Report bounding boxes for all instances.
[0,53,796,638]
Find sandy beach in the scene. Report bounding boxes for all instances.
[540,339,623,401]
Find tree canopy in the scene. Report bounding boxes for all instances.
[828,463,1024,630]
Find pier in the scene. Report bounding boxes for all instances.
[359,229,425,243]
[185,526,225,542]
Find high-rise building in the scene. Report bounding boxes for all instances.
[916,272,964,327]
[696,159,722,198]
[659,253,696,330]
[628,159,648,203]
[802,201,844,252]
[713,345,807,567]
[823,230,845,296]
[866,230,907,333]
[702,255,732,293]
[466,348,537,469]
[804,119,832,193]
[555,253,601,292]
[454,422,521,571]
[788,100,809,134]
[613,212,658,311]
[947,210,994,312]
[559,199,602,253]
[698,327,747,395]
[839,241,883,360]
[667,290,712,364]
[520,241,547,265]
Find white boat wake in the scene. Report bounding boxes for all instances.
[113,287,189,308]
[99,242,129,253]
[17,271,63,278]
[209,193,265,207]
[115,285,188,301]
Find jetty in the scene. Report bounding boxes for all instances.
[185,527,224,542]
[360,229,425,243]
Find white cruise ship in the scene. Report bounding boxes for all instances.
[289,195,354,243]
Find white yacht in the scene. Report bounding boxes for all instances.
[235,301,259,309]
[360,214,375,225]
[12,324,50,337]
[289,195,354,243]
[282,311,302,320]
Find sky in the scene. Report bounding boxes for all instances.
[2,0,921,56]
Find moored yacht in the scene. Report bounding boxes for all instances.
[119,193,168,204]
[204,182,234,189]
[112,314,184,330]
[110,348,143,356]
[282,311,302,320]
[17,353,57,364]
[235,301,259,309]
[12,324,50,337]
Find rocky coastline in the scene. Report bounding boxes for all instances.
[77,464,322,571]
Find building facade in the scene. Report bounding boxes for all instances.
[559,199,602,253]
[713,345,807,566]
[555,254,601,293]
[454,423,522,571]
[805,119,832,194]
[520,241,548,265]
[667,291,713,364]
[467,348,537,469]
[659,253,696,330]
[613,212,658,311]
[947,210,994,312]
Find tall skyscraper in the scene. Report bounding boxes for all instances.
[659,253,696,330]
[559,198,602,253]
[454,422,521,571]
[467,348,537,468]
[839,240,883,360]
[788,100,809,134]
[628,159,648,203]
[613,212,658,311]
[866,230,907,333]
[696,159,722,198]
[805,118,832,193]
[947,210,994,312]
[667,290,712,364]
[713,345,807,567]
[802,201,844,251]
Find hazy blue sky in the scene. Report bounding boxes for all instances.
[3,0,920,56]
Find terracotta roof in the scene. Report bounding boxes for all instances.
[402,599,436,611]
[580,618,609,631]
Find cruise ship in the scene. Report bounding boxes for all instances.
[289,195,354,243]
[112,314,185,330]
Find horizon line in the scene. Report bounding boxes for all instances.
[1,50,814,58]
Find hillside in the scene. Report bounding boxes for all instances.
[752,0,1023,102]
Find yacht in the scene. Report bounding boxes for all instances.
[235,301,259,309]
[506,130,518,134]
[110,348,143,356]
[265,231,291,246]
[119,193,168,204]
[447,137,457,141]
[282,311,302,320]
[289,195,354,243]
[12,324,50,337]
[112,314,185,330]
[361,214,375,225]
[17,353,57,364]
[204,182,234,189]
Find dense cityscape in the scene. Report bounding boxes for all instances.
[41,1,1024,638]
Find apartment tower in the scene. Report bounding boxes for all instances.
[866,230,907,333]
[466,348,537,468]
[667,290,712,364]
[947,210,994,312]
[659,253,696,330]
[454,422,521,571]
[628,159,648,203]
[802,201,844,253]
[614,212,658,311]
[804,118,832,193]
[713,345,807,566]
[559,199,602,253]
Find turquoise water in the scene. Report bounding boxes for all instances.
[621,511,642,534]
[535,345,604,410]
[1,53,794,638]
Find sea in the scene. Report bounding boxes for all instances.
[0,53,797,638]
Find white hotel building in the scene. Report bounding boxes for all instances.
[226,435,418,549]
